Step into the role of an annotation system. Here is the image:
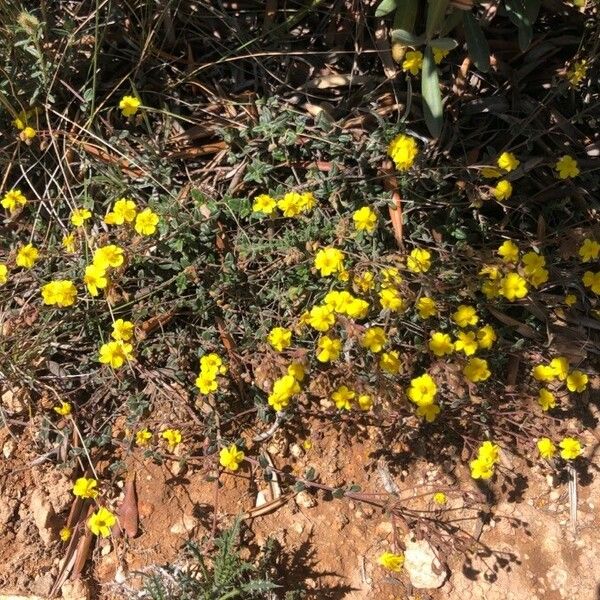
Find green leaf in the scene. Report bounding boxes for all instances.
[463,12,490,73]
[421,46,443,139]
[331,488,345,499]
[504,0,533,50]
[429,37,458,51]
[393,0,419,30]
[304,466,316,481]
[425,0,450,40]
[375,0,397,17]
[391,29,425,46]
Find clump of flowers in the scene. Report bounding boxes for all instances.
[252,190,316,217]
[268,373,301,411]
[42,280,78,307]
[267,327,292,352]
[470,441,500,480]
[1,188,27,213]
[195,353,227,394]
[314,247,345,277]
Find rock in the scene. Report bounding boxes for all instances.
[403,535,448,589]
[290,443,304,458]
[115,564,128,584]
[2,387,28,414]
[295,491,316,509]
[0,497,18,526]
[170,514,198,535]
[3,439,16,458]
[30,489,55,545]
[61,579,90,600]
[31,572,54,596]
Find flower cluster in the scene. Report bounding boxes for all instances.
[470,441,500,480]
[195,353,228,394]
[537,436,582,460]
[268,365,304,411]
[99,319,135,369]
[252,190,316,217]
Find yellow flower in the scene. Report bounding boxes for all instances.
[526,267,549,288]
[59,527,72,542]
[332,385,355,410]
[407,373,437,406]
[481,279,501,299]
[416,402,441,422]
[538,388,556,411]
[41,280,77,307]
[252,194,277,215]
[53,401,72,416]
[566,60,587,86]
[537,437,556,459]
[433,492,447,505]
[200,353,227,376]
[314,247,345,277]
[134,207,159,236]
[195,371,218,394]
[379,350,402,374]
[358,394,373,411]
[136,429,152,446]
[162,428,182,449]
[219,444,245,470]
[21,126,36,140]
[353,206,377,233]
[578,238,600,262]
[454,331,478,356]
[62,233,76,253]
[500,272,528,301]
[268,374,300,411]
[379,288,404,312]
[479,265,501,280]
[380,266,403,288]
[307,304,335,332]
[564,293,577,307]
[549,356,569,381]
[433,47,449,64]
[99,340,134,369]
[497,240,519,263]
[324,290,353,313]
[477,325,497,349]
[298,192,316,213]
[566,369,588,393]
[88,507,116,538]
[93,244,124,269]
[559,437,582,460]
[378,551,404,572]
[112,319,134,341]
[1,188,27,212]
[470,457,494,480]
[428,332,454,357]
[16,244,39,269]
[105,198,137,225]
[119,95,141,117]
[416,297,437,319]
[492,179,512,201]
[360,326,387,353]
[522,251,546,274]
[353,271,375,293]
[406,248,431,273]
[316,336,342,362]
[73,477,99,499]
[287,362,306,382]
[452,305,478,328]
[70,208,92,227]
[463,357,491,383]
[402,50,423,75]
[83,264,108,297]
[277,191,304,217]
[267,327,292,352]
[555,155,579,179]
[532,364,555,382]
[583,271,600,294]
[344,297,370,319]
[0,264,8,285]
[497,152,520,172]
[387,133,419,171]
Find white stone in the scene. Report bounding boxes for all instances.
[170,514,198,535]
[403,535,448,589]
[295,491,316,509]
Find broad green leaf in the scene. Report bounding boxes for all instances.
[505,0,533,50]
[421,46,443,138]
[375,0,397,17]
[463,12,490,73]
[391,29,425,46]
[429,37,458,50]
[425,0,450,40]
[393,0,419,29]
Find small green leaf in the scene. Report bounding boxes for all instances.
[375,0,397,17]
[429,37,458,51]
[304,466,317,481]
[421,46,443,139]
[463,12,490,73]
[331,488,345,499]
[504,0,533,50]
[293,481,306,493]
[391,29,425,46]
